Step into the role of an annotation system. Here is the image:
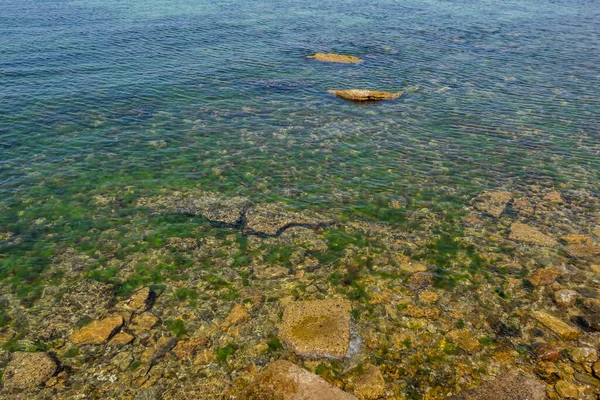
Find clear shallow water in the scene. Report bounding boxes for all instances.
[0,0,600,397]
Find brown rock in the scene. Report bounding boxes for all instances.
[570,347,598,364]
[242,360,357,399]
[222,304,251,329]
[194,349,216,366]
[2,352,58,391]
[308,53,362,64]
[531,311,579,340]
[327,89,402,101]
[446,329,481,354]
[245,203,331,236]
[534,361,560,383]
[471,190,513,217]
[172,336,212,360]
[509,222,558,246]
[344,363,386,400]
[513,199,535,216]
[418,290,439,304]
[528,268,562,286]
[531,342,560,362]
[254,265,289,279]
[130,312,160,332]
[69,315,124,345]
[108,331,134,346]
[555,380,577,398]
[544,191,564,203]
[582,298,600,314]
[279,298,352,359]
[117,287,155,312]
[592,362,599,378]
[407,272,434,288]
[554,290,578,307]
[448,372,546,400]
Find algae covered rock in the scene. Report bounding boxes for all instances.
[279,298,352,359]
[308,52,362,63]
[327,89,402,101]
[344,363,386,400]
[242,360,357,399]
[448,372,546,400]
[69,315,124,345]
[245,203,332,236]
[3,351,58,391]
[471,190,513,218]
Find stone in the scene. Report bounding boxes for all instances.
[528,268,562,286]
[222,304,251,329]
[570,347,597,364]
[554,290,578,307]
[407,272,434,288]
[328,89,402,101]
[565,244,600,258]
[194,349,216,366]
[513,199,535,216]
[134,386,165,400]
[109,331,134,346]
[544,191,565,203]
[117,287,155,312]
[307,53,362,63]
[582,298,600,314]
[560,234,591,245]
[2,352,58,391]
[253,265,289,279]
[241,360,357,399]
[573,373,600,388]
[531,311,579,340]
[279,298,352,359]
[509,223,558,246]
[245,203,331,236]
[531,342,560,362]
[58,280,114,320]
[130,312,160,332]
[69,315,124,345]
[344,363,385,400]
[446,329,481,354]
[577,315,600,332]
[471,190,513,217]
[590,264,600,275]
[447,372,546,400]
[555,380,578,398]
[592,362,599,378]
[172,337,212,360]
[418,290,439,304]
[112,352,134,371]
[534,361,560,383]
[399,262,428,274]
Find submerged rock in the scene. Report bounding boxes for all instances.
[69,315,124,345]
[471,190,513,218]
[446,329,481,354]
[509,222,558,246]
[528,268,562,286]
[448,372,546,400]
[242,360,357,399]
[327,89,402,101]
[554,380,578,398]
[279,298,352,359]
[245,203,332,236]
[117,287,156,312]
[3,352,58,391]
[554,289,578,307]
[531,311,579,340]
[308,52,362,63]
[344,363,386,400]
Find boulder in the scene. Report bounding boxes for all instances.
[279,298,352,359]
[509,223,558,246]
[471,191,513,218]
[531,342,559,362]
[327,89,402,101]
[344,363,386,400]
[172,336,212,360]
[69,315,124,345]
[308,53,362,63]
[554,380,577,398]
[531,311,579,340]
[528,268,562,286]
[448,372,546,400]
[3,352,58,391]
[570,347,597,364]
[242,360,357,399]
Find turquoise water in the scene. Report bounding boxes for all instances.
[1,0,600,397]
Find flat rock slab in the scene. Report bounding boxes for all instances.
[448,372,546,400]
[327,89,402,101]
[279,299,352,359]
[308,53,362,63]
[509,223,558,247]
[531,311,579,340]
[242,360,357,400]
[471,190,513,217]
[69,315,124,345]
[3,352,58,391]
[245,203,332,236]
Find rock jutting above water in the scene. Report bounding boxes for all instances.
[241,360,357,399]
[471,190,513,217]
[2,352,58,392]
[279,298,352,359]
[308,52,362,63]
[327,89,402,101]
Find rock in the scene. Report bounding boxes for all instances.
[509,223,558,246]
[399,262,428,274]
[531,311,579,340]
[69,315,124,345]
[531,342,560,362]
[2,352,58,391]
[134,386,165,400]
[593,362,599,378]
[554,290,578,307]
[308,53,362,63]
[58,280,114,319]
[471,191,513,217]
[570,347,597,364]
[112,352,134,371]
[279,298,352,359]
[131,312,160,333]
[544,191,565,203]
[117,287,155,312]
[344,363,385,400]
[573,372,600,388]
[582,298,600,314]
[327,89,402,101]
[194,349,216,366]
[418,290,439,304]
[534,361,560,383]
[528,268,562,286]
[576,315,600,332]
[447,372,546,400]
[109,331,135,346]
[253,265,289,279]
[245,203,331,236]
[222,304,251,329]
[555,380,578,398]
[172,337,212,360]
[242,360,357,399]
[406,272,434,288]
[590,264,600,275]
[446,329,481,354]
[565,244,600,258]
[513,199,535,216]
